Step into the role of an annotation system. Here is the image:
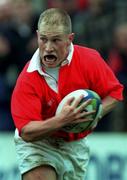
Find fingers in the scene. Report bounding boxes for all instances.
[64,95,84,108]
[65,95,96,116]
[71,94,85,108]
[89,104,103,130]
[64,94,92,108]
[60,95,96,127]
[67,94,91,107]
[76,98,92,112]
[71,117,93,124]
[73,98,96,122]
[80,109,95,117]
[65,96,75,105]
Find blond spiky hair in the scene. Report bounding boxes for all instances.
[38,8,72,34]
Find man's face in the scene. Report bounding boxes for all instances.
[37,24,74,68]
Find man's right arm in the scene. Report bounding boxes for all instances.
[21,97,94,142]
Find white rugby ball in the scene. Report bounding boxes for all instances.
[56,89,102,133]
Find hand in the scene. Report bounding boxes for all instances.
[57,95,96,127]
[89,104,103,130]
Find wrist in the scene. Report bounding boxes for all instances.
[97,104,103,121]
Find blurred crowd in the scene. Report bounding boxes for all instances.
[0,0,127,132]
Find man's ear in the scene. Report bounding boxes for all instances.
[68,33,75,42]
[36,30,40,43]
[36,30,39,38]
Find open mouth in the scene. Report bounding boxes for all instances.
[44,55,57,63]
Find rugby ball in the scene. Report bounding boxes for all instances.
[56,89,102,133]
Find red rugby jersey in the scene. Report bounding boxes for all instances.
[11,45,123,141]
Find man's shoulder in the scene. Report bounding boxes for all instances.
[74,44,99,55]
[73,45,101,61]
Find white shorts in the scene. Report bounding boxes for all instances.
[14,129,90,180]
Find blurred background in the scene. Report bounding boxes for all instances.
[0,0,127,179]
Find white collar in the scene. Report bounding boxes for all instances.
[27,43,74,74]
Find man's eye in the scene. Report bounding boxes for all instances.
[40,37,47,42]
[53,38,61,42]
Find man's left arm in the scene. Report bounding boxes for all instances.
[91,96,119,129]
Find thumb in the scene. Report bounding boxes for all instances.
[90,104,103,130]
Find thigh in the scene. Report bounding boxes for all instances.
[22,165,57,180]
[62,138,90,180]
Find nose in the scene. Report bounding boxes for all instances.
[45,41,54,52]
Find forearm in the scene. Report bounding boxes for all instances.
[21,115,65,142]
[101,96,119,118]
[20,96,93,141]
[20,96,118,141]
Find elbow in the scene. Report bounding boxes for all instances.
[20,128,35,142]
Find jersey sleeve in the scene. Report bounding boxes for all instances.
[85,51,124,100]
[11,78,43,134]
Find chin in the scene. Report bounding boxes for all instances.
[45,64,57,68]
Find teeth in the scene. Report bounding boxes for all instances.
[45,57,56,62]
[44,55,56,62]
